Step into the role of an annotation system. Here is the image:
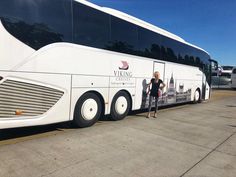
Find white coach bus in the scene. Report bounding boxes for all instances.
[0,0,216,129]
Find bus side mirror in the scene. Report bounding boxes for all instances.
[209,59,218,71]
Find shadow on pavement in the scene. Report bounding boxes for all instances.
[0,122,72,141]
[0,102,192,141]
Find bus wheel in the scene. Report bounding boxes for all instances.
[193,89,200,103]
[110,91,131,121]
[73,93,102,128]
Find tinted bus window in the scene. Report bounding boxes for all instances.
[191,48,201,67]
[73,2,110,49]
[138,27,161,59]
[161,36,179,62]
[174,43,187,64]
[0,0,72,50]
[178,44,203,67]
[108,16,138,55]
[183,45,197,66]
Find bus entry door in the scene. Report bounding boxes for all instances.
[152,61,165,105]
[153,62,165,81]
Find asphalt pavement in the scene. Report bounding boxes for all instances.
[0,89,236,177]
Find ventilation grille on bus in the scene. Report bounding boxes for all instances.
[0,80,64,118]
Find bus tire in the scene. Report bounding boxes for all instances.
[73,92,102,128]
[110,91,131,121]
[193,89,201,103]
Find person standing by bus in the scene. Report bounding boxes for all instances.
[147,71,166,118]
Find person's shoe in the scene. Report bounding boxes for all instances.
[146,113,150,118]
[153,113,157,118]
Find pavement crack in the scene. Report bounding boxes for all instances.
[179,131,236,177]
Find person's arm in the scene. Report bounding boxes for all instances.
[160,80,166,90]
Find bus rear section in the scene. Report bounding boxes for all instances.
[0,18,72,128]
[0,0,73,129]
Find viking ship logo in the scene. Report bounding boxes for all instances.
[119,61,129,70]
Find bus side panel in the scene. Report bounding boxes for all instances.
[0,72,71,129]
[202,73,210,100]
[17,44,111,76]
[0,21,35,70]
[132,59,153,110]
[164,63,202,103]
[205,81,210,100]
[70,75,110,120]
[134,78,150,110]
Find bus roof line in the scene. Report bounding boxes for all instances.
[102,7,185,42]
[76,0,209,55]
[77,0,184,42]
[102,7,210,55]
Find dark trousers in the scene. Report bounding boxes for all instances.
[148,96,159,113]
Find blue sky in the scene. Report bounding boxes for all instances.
[88,0,236,66]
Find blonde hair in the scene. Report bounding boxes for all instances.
[153,71,160,79]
